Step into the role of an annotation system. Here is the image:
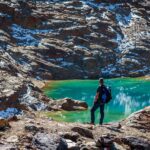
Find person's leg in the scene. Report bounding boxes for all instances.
[91,102,99,124]
[100,104,105,125]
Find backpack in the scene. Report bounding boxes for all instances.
[101,86,112,103]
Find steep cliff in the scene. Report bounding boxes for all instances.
[0,0,149,80]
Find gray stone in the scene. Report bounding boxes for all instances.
[71,127,93,139]
[0,143,18,150]
[6,135,19,143]
[123,136,150,150]
[32,132,67,150]
[112,142,127,150]
[24,124,45,134]
[66,139,79,150]
[61,132,80,142]
[96,135,114,147]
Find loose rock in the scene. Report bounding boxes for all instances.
[32,132,68,150]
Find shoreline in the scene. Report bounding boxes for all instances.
[1,106,149,149]
[40,75,150,90]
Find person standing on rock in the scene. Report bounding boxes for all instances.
[91,78,111,125]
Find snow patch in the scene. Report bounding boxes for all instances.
[61,61,73,67]
[110,27,123,44]
[0,60,6,68]
[36,76,42,80]
[18,58,32,71]
[74,45,89,51]
[0,12,11,18]
[118,37,136,52]
[19,86,35,104]
[18,86,47,111]
[32,102,47,111]
[101,12,109,20]
[118,58,140,65]
[101,64,117,76]
[11,24,53,46]
[131,13,142,20]
[116,13,132,27]
[82,3,90,9]
[0,108,20,119]
[86,16,97,21]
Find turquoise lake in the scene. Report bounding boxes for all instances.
[43,78,150,124]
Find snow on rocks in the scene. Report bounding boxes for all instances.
[101,64,117,76]
[19,86,35,104]
[17,58,32,71]
[0,12,11,18]
[0,60,6,68]
[0,108,20,119]
[60,61,74,67]
[18,86,47,111]
[11,24,53,46]
[116,13,132,27]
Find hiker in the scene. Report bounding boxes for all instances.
[90,78,111,125]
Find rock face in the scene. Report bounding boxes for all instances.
[0,106,150,150]
[0,0,149,81]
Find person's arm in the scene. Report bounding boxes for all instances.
[94,87,100,103]
[94,92,99,103]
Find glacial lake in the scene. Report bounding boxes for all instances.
[43,78,150,124]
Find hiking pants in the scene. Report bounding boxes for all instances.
[91,102,105,125]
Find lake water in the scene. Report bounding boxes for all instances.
[43,78,150,124]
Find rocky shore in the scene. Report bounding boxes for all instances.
[0,76,150,149]
[0,106,150,149]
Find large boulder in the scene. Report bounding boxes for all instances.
[60,132,80,142]
[96,134,114,148]
[32,132,68,150]
[122,136,150,150]
[49,98,88,111]
[71,126,93,139]
[65,139,79,150]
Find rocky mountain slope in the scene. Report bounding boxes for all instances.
[0,0,150,80]
[0,0,150,140]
